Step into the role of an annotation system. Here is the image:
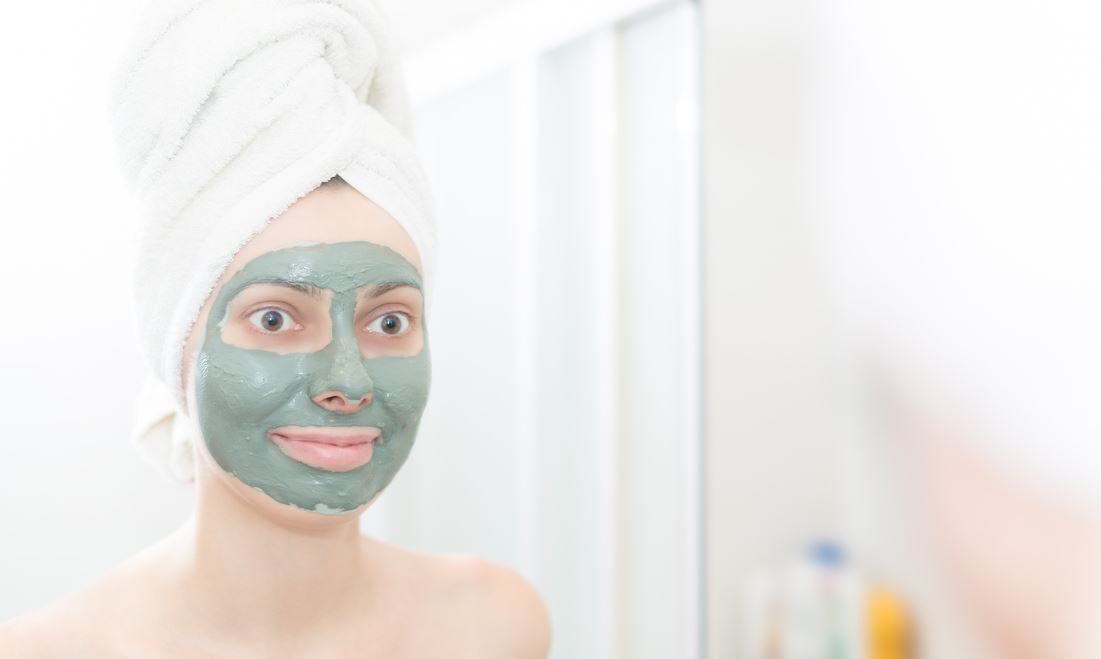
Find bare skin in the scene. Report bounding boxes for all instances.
[882,360,1101,659]
[0,178,551,658]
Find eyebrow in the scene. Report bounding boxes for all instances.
[358,281,422,300]
[239,279,327,299]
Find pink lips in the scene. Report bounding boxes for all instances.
[267,426,381,472]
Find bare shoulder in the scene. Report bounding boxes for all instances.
[0,593,105,659]
[425,553,552,658]
[365,538,552,658]
[0,614,50,658]
[0,549,169,659]
[448,554,551,653]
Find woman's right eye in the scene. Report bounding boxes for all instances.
[248,308,296,333]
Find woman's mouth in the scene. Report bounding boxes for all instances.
[267,426,382,472]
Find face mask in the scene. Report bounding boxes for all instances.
[194,241,430,514]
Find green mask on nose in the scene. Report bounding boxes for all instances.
[195,241,431,514]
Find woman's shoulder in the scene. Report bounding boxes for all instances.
[0,593,114,659]
[0,615,45,658]
[0,552,166,658]
[363,537,552,658]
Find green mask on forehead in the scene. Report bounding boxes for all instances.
[195,241,431,514]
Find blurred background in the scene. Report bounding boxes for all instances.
[2,1,1100,658]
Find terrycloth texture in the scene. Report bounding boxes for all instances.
[107,0,435,482]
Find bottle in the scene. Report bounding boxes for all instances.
[865,586,912,659]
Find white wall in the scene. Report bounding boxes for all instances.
[702,0,850,654]
[700,1,983,655]
[379,0,519,51]
[0,0,195,619]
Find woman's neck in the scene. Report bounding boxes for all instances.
[166,464,373,646]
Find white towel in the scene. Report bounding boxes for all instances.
[107,0,435,482]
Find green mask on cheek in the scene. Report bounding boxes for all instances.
[195,241,430,514]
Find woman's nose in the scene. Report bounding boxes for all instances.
[310,335,374,414]
[312,389,373,414]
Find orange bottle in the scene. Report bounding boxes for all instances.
[866,586,913,659]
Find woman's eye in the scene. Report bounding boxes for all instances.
[248,308,296,333]
[366,312,411,336]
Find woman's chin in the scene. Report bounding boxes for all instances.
[236,474,371,526]
[195,451,375,530]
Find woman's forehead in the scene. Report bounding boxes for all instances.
[226,181,423,283]
[220,242,423,301]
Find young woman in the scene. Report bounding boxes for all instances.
[1,177,550,658]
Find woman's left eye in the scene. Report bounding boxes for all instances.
[366,312,412,336]
[248,308,296,333]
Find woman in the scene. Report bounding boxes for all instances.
[0,0,550,656]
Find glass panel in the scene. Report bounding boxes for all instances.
[618,4,701,658]
[535,34,611,658]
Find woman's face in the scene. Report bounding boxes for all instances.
[182,180,430,516]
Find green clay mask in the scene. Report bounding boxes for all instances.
[194,241,430,514]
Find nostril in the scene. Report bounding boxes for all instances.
[313,391,372,413]
[323,394,347,410]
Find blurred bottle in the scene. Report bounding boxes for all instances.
[865,586,912,659]
[745,541,914,659]
[784,541,863,659]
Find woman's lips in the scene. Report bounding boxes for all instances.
[267,426,381,472]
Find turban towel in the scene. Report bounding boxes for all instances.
[107,0,436,481]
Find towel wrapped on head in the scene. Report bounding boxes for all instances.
[107,0,435,482]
